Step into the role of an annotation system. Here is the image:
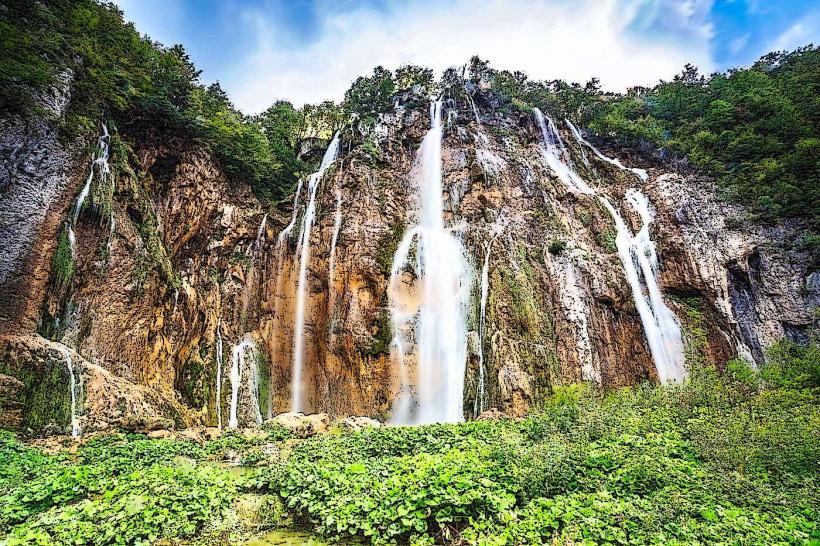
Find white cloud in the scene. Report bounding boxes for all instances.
[768,14,820,52]
[227,0,715,113]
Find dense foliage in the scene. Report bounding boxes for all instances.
[239,340,816,546]
[1,340,817,544]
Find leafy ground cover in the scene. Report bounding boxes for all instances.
[1,339,817,545]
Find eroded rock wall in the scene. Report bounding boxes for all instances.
[1,84,816,435]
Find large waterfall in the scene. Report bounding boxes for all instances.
[291,132,340,413]
[598,193,686,382]
[535,109,686,382]
[388,100,472,424]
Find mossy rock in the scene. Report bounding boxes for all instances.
[0,350,73,434]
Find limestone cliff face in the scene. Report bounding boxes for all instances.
[1,83,816,435]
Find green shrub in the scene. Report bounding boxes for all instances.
[50,228,74,289]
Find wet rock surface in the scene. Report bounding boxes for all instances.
[1,83,816,435]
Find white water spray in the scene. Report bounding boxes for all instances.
[254,213,268,251]
[279,178,307,243]
[599,192,685,382]
[533,109,595,194]
[228,334,261,428]
[475,224,502,416]
[69,124,111,255]
[215,320,223,429]
[535,110,686,382]
[58,346,81,437]
[465,88,481,125]
[566,119,648,181]
[291,132,340,412]
[389,100,472,424]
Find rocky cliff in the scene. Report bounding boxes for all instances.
[1,80,816,435]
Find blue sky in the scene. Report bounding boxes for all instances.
[113,0,819,113]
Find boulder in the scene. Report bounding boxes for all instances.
[477,408,508,421]
[268,412,331,437]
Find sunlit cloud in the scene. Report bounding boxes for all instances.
[769,14,820,52]
[112,0,819,114]
[227,0,716,112]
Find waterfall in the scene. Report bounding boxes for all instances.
[215,320,223,429]
[254,213,268,251]
[565,119,648,181]
[228,334,261,428]
[389,100,472,424]
[291,132,341,412]
[474,225,502,416]
[57,346,81,437]
[328,186,343,289]
[535,110,686,382]
[599,192,686,382]
[532,109,594,194]
[466,93,481,125]
[70,124,111,255]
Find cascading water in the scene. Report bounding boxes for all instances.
[291,132,340,412]
[599,193,686,382]
[69,124,111,255]
[57,346,81,437]
[215,320,223,429]
[253,213,267,251]
[532,109,594,194]
[388,100,472,424]
[535,109,686,382]
[228,334,261,428]
[465,87,481,125]
[565,119,648,181]
[474,224,502,416]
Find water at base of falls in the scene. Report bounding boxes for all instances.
[535,109,686,383]
[291,132,341,413]
[228,335,262,429]
[389,100,472,425]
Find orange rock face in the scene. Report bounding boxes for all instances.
[1,90,816,435]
